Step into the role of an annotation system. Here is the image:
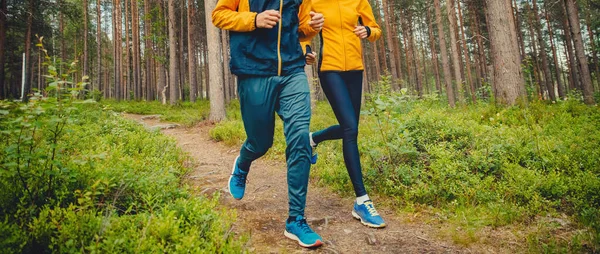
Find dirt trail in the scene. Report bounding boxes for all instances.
[124,114,472,253]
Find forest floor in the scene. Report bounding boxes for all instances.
[124,113,514,253]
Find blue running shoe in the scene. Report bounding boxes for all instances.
[352,200,386,228]
[228,156,248,200]
[284,215,323,248]
[309,132,318,165]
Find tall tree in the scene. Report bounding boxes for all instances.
[457,0,476,102]
[23,0,34,101]
[448,0,464,102]
[187,0,197,102]
[585,3,600,89]
[168,0,179,104]
[427,6,442,93]
[532,0,556,101]
[545,2,565,99]
[486,0,526,105]
[0,0,6,99]
[205,0,226,121]
[435,0,455,107]
[144,0,153,100]
[96,0,102,94]
[561,0,580,91]
[83,0,89,85]
[565,0,595,104]
[132,0,141,100]
[381,0,399,89]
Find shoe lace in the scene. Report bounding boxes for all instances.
[297,219,313,234]
[364,201,380,216]
[231,173,248,187]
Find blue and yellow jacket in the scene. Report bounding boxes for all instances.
[212,0,319,77]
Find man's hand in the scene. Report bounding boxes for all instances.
[308,11,324,31]
[306,52,317,65]
[256,10,281,29]
[354,26,368,39]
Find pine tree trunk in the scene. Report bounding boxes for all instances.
[168,0,179,104]
[179,8,185,101]
[457,0,476,102]
[188,0,197,102]
[205,0,226,121]
[23,0,34,101]
[381,0,399,88]
[585,5,600,90]
[427,7,442,94]
[545,3,565,99]
[391,4,403,85]
[124,0,131,99]
[447,0,464,102]
[565,0,594,104]
[532,0,556,101]
[221,30,230,103]
[132,0,141,100]
[486,0,526,105]
[96,0,102,96]
[372,38,381,80]
[401,10,415,89]
[561,0,580,92]
[512,0,526,60]
[144,0,154,100]
[0,0,6,99]
[83,0,89,92]
[435,0,455,107]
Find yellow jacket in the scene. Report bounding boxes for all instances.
[303,0,382,72]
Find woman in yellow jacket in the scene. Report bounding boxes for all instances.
[305,0,385,228]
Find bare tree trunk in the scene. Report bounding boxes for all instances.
[144,0,154,100]
[23,0,34,101]
[401,10,415,90]
[124,0,131,99]
[561,0,580,92]
[447,0,464,102]
[168,0,179,104]
[391,4,404,85]
[457,0,476,102]
[132,0,141,100]
[96,0,102,95]
[0,0,6,99]
[565,0,594,104]
[381,0,399,88]
[435,0,455,107]
[83,0,89,93]
[486,0,526,105]
[532,0,556,101]
[512,0,526,60]
[545,2,565,99]
[187,0,197,102]
[179,7,186,101]
[585,4,600,91]
[427,7,441,93]
[221,30,231,103]
[205,0,226,121]
[372,38,381,81]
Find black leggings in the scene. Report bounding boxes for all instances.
[312,71,366,197]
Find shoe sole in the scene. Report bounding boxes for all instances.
[284,230,323,248]
[352,210,386,228]
[228,156,242,200]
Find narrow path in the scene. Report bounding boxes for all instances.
[124,114,472,253]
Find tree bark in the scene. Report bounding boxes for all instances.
[565,0,594,104]
[391,3,403,85]
[457,0,476,102]
[0,0,6,99]
[427,7,442,94]
[96,0,102,95]
[205,0,226,121]
[132,0,141,100]
[221,30,230,103]
[585,4,600,91]
[179,6,186,101]
[372,37,381,81]
[545,2,565,99]
[23,0,34,101]
[144,0,154,100]
[168,0,179,104]
[381,0,399,89]
[512,0,526,60]
[188,0,198,102]
[532,0,556,101]
[435,0,455,107]
[486,0,526,105]
[561,0,580,92]
[83,0,89,92]
[447,0,464,102]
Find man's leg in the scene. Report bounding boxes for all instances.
[237,76,278,171]
[229,76,278,200]
[278,72,323,248]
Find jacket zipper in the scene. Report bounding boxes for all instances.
[277,0,283,76]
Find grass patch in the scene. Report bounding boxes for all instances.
[0,98,243,253]
[102,99,210,127]
[210,95,600,252]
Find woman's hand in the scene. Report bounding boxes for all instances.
[256,10,281,29]
[354,26,368,39]
[309,11,325,31]
[306,52,317,65]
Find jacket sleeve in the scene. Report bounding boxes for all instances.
[357,0,382,42]
[298,0,319,41]
[212,0,257,32]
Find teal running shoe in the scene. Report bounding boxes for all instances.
[352,200,386,228]
[284,215,323,248]
[228,156,248,200]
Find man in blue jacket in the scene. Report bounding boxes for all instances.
[212,0,324,248]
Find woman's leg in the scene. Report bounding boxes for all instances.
[314,71,366,197]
